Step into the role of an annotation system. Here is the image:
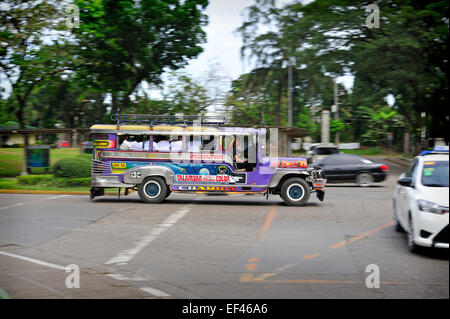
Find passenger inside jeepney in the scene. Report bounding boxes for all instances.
[188,138,201,152]
[119,135,132,150]
[156,136,171,152]
[131,135,143,151]
[143,136,158,151]
[234,137,257,172]
[170,136,183,152]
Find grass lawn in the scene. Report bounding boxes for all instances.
[0,178,90,192]
[340,146,402,156]
[294,146,401,157]
[0,148,89,177]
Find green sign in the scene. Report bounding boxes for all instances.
[27,145,50,168]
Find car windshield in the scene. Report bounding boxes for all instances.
[315,147,339,155]
[421,160,449,187]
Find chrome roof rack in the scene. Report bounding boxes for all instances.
[111,111,227,126]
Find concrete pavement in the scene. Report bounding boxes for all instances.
[0,159,447,299]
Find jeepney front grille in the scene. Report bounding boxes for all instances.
[91,159,111,174]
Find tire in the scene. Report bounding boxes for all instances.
[138,176,168,203]
[356,173,374,187]
[165,189,172,199]
[407,214,420,253]
[280,177,311,206]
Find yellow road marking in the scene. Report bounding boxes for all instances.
[244,220,397,283]
[271,279,406,285]
[259,206,276,239]
[330,221,395,249]
[241,274,406,285]
[302,253,319,260]
[245,263,258,271]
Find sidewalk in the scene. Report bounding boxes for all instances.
[383,156,410,167]
[0,253,151,299]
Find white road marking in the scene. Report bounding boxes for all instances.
[0,203,24,210]
[106,273,147,281]
[105,205,192,265]
[0,251,66,271]
[140,286,170,297]
[45,195,72,200]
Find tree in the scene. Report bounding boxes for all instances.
[0,1,69,129]
[73,0,209,110]
[234,0,448,147]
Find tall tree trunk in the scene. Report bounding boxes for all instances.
[16,95,29,174]
[274,83,282,126]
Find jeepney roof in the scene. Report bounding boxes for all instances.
[89,124,258,135]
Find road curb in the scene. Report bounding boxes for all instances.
[0,189,135,196]
[384,157,410,167]
[0,189,89,195]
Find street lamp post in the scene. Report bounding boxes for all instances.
[333,78,339,146]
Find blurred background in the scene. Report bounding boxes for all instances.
[0,0,448,179]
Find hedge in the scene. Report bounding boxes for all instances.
[17,175,54,185]
[52,156,91,178]
[17,175,90,187]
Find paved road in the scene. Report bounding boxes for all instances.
[0,158,448,299]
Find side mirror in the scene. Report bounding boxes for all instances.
[398,177,413,187]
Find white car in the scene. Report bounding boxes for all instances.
[393,147,449,252]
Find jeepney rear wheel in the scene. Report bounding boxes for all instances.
[280,177,310,206]
[138,176,168,203]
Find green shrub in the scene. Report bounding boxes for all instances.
[52,156,91,178]
[0,166,21,177]
[16,175,91,187]
[17,174,54,185]
[54,177,91,187]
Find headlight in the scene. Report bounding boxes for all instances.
[417,199,447,214]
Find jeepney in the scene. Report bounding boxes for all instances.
[89,114,326,206]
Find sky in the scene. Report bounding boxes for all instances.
[182,0,354,93]
[1,0,361,103]
[185,0,303,81]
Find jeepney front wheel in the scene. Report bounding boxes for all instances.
[280,177,310,206]
[138,176,168,203]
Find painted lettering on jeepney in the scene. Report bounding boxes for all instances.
[111,162,127,169]
[176,175,231,182]
[189,153,224,161]
[93,140,116,149]
[270,160,307,168]
[174,186,237,191]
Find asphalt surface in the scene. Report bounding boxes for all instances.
[0,157,448,299]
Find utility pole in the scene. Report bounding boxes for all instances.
[287,49,293,157]
[287,54,293,128]
[333,78,339,146]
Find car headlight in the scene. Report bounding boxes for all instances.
[417,199,447,214]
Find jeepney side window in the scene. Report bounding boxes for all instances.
[201,135,220,153]
[258,132,267,157]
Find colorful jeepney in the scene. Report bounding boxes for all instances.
[89,115,326,206]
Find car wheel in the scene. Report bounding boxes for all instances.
[280,178,310,206]
[356,173,374,187]
[138,176,168,203]
[407,214,420,253]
